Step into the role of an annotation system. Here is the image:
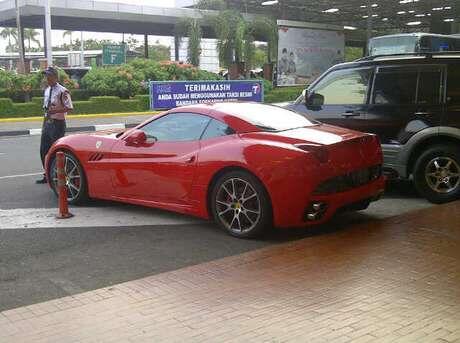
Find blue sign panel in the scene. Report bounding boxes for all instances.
[150,80,264,110]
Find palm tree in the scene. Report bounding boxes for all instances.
[63,30,74,50]
[23,28,41,51]
[175,18,203,67]
[0,27,18,52]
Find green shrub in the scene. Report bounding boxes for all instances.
[80,59,222,99]
[134,94,150,110]
[71,96,144,114]
[72,100,94,114]
[0,98,14,116]
[12,102,42,117]
[70,89,91,101]
[81,66,143,98]
[259,78,273,93]
[120,99,143,112]
[264,86,304,103]
[32,97,44,105]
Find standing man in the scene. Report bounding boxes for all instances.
[36,67,73,184]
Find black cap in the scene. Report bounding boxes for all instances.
[43,66,58,77]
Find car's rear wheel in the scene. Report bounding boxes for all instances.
[413,144,460,204]
[49,151,88,205]
[210,171,272,238]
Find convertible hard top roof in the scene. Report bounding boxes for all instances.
[171,102,316,132]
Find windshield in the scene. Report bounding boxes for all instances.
[368,36,418,56]
[217,103,316,132]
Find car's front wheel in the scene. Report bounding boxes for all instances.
[49,151,88,205]
[210,171,272,238]
[413,144,460,204]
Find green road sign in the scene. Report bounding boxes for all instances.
[102,44,126,65]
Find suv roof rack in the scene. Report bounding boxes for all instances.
[356,51,460,62]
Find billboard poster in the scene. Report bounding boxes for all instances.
[277,26,345,86]
[150,80,264,110]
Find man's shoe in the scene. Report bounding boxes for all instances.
[35,177,47,184]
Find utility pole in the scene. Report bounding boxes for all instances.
[144,34,149,59]
[44,0,52,67]
[14,0,25,73]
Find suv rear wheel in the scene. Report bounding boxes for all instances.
[413,144,460,204]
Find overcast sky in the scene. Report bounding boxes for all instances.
[0,0,179,54]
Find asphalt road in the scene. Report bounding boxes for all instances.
[0,134,434,311]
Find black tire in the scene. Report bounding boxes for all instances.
[210,170,272,238]
[49,151,88,205]
[413,144,460,204]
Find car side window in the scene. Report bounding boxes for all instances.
[417,67,442,105]
[447,64,460,106]
[372,67,417,105]
[201,119,235,140]
[311,68,372,105]
[140,112,211,142]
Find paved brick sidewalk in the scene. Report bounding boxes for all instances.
[1,201,459,342]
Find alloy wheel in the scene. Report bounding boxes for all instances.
[215,178,261,234]
[425,156,460,194]
[51,154,82,202]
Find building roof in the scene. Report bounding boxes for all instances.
[0,0,218,37]
[223,0,459,31]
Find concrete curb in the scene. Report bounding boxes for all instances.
[0,111,159,123]
[0,123,140,138]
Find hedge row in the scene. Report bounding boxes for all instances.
[0,95,151,118]
[264,86,304,103]
[0,88,93,103]
[0,86,304,118]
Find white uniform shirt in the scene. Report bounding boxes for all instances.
[43,83,73,120]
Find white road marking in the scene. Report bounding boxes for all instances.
[0,172,43,180]
[94,123,125,131]
[0,207,206,229]
[0,152,5,155]
[29,128,42,136]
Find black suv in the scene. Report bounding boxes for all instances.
[287,52,460,203]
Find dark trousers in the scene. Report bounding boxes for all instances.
[40,119,66,169]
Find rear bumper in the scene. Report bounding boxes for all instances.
[277,176,386,228]
[382,144,407,179]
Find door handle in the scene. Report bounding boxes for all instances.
[414,112,431,116]
[341,111,362,117]
[185,156,196,164]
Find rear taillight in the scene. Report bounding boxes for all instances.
[295,143,329,163]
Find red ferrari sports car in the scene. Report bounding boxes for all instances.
[46,102,385,238]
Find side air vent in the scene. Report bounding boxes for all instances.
[88,153,104,162]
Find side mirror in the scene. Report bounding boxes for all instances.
[125,129,147,147]
[305,92,324,109]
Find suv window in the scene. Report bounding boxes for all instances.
[141,113,211,142]
[372,66,442,105]
[417,68,442,105]
[372,67,418,105]
[201,119,235,140]
[311,68,372,105]
[447,64,460,105]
